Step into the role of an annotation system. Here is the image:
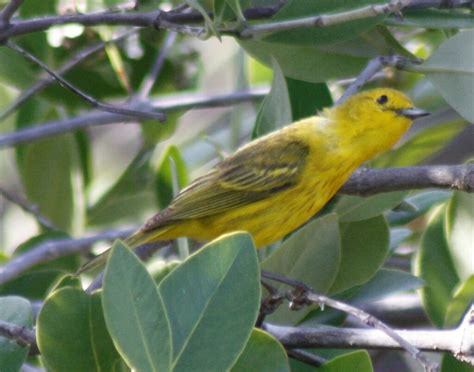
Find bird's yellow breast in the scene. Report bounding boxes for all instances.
[161,118,359,247]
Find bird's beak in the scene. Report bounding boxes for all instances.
[396,107,430,120]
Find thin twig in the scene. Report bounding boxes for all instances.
[0,228,136,285]
[0,1,471,41]
[0,29,137,122]
[0,0,23,27]
[0,185,56,230]
[261,270,439,372]
[237,0,413,38]
[6,41,166,121]
[265,320,472,359]
[137,31,177,99]
[340,165,474,195]
[336,55,422,105]
[0,88,268,148]
[0,319,36,350]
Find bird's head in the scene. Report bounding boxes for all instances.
[329,88,429,158]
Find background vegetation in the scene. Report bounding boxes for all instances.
[0,0,473,371]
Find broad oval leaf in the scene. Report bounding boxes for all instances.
[159,232,260,372]
[102,241,171,371]
[261,214,341,324]
[446,191,474,281]
[262,0,387,46]
[0,296,32,372]
[231,328,290,372]
[445,275,474,327]
[329,215,389,294]
[416,208,460,327]
[37,288,123,372]
[334,191,407,223]
[420,30,474,122]
[318,350,373,372]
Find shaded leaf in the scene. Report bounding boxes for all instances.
[159,232,260,372]
[334,191,407,223]
[446,191,474,282]
[37,288,123,372]
[231,328,290,372]
[0,296,32,372]
[329,215,389,294]
[420,30,474,122]
[417,209,460,327]
[317,350,373,372]
[286,79,333,121]
[102,241,171,371]
[262,214,341,324]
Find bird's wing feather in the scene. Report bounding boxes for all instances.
[143,139,309,230]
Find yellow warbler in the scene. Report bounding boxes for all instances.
[79,88,428,273]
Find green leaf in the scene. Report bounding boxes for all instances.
[329,215,389,294]
[334,191,407,223]
[389,228,412,251]
[240,38,369,83]
[303,268,423,326]
[0,48,38,89]
[37,288,123,372]
[159,232,260,372]
[18,133,81,232]
[286,79,333,121]
[231,328,290,372]
[417,209,460,327]
[155,144,188,209]
[387,190,452,226]
[441,354,473,372]
[102,241,171,371]
[419,30,474,122]
[263,0,387,46]
[253,58,292,138]
[348,269,424,306]
[317,350,373,372]
[87,148,155,226]
[261,214,341,324]
[0,296,33,372]
[445,275,474,327]
[446,191,474,282]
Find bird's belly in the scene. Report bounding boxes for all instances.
[182,179,338,247]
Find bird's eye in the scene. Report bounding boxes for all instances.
[377,95,388,105]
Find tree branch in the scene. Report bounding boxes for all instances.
[237,0,412,38]
[0,185,56,230]
[6,40,166,121]
[0,228,135,285]
[0,319,36,352]
[265,305,474,365]
[261,270,439,371]
[0,0,23,28]
[336,55,422,105]
[340,165,474,195]
[0,88,268,148]
[0,0,471,41]
[0,29,137,122]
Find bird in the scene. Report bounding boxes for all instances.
[78,88,429,274]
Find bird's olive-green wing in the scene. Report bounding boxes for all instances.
[143,139,310,230]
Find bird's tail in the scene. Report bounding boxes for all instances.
[75,226,172,275]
